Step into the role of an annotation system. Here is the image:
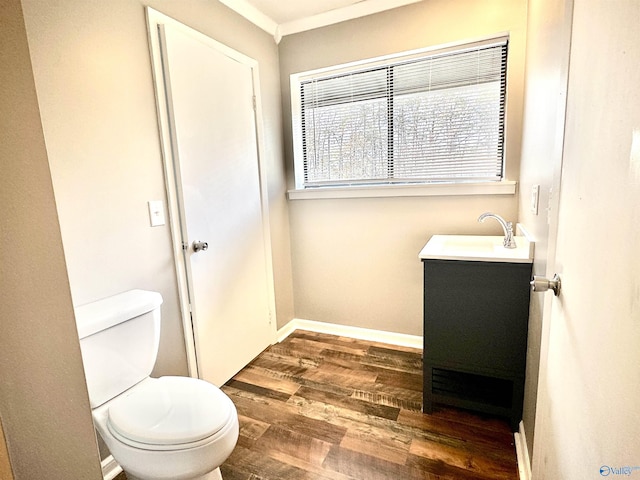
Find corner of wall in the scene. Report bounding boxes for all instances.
[0,418,14,480]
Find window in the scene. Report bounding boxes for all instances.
[290,38,508,192]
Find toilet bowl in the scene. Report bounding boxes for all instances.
[74,290,239,480]
[93,377,239,480]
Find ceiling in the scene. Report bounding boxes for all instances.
[247,0,364,24]
[218,0,423,41]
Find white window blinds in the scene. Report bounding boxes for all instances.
[296,39,508,188]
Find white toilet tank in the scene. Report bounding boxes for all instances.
[74,290,163,408]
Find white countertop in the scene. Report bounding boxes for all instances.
[419,235,534,263]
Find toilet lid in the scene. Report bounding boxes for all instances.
[107,376,233,446]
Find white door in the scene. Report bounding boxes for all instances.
[532,1,640,478]
[149,12,275,386]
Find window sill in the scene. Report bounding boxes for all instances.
[287,181,517,200]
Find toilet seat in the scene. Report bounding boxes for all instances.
[107,376,233,450]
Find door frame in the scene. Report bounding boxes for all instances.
[145,7,277,377]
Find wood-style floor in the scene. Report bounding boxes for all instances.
[116,330,518,480]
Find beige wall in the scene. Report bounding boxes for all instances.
[0,0,102,477]
[20,0,294,376]
[517,0,573,457]
[279,0,528,335]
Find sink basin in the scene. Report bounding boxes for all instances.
[419,235,534,263]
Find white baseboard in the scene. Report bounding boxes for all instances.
[514,421,532,480]
[101,455,122,480]
[277,318,423,349]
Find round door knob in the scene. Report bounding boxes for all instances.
[192,240,209,252]
[530,274,561,296]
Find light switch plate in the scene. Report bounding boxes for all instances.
[148,200,166,227]
[531,184,540,215]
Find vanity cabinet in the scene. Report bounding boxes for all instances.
[421,259,532,431]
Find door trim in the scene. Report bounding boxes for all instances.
[145,7,277,378]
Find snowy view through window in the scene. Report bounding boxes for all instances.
[303,82,501,186]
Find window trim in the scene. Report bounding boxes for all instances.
[289,33,512,197]
[287,180,516,200]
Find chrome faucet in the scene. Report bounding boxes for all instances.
[478,212,517,249]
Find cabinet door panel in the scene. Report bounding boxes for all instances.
[423,260,531,375]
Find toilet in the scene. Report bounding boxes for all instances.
[74,289,239,480]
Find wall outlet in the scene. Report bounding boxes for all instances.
[531,184,540,215]
[148,200,166,227]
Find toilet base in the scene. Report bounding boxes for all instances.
[125,466,223,480]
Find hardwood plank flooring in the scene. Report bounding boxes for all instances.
[114,330,518,480]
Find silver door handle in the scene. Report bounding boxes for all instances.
[530,274,561,296]
[192,240,209,252]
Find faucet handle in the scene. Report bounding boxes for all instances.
[503,221,517,249]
